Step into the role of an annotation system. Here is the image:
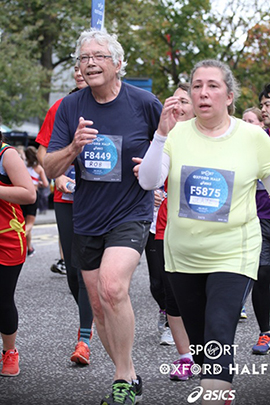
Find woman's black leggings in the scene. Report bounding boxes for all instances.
[0,263,23,334]
[145,232,166,310]
[155,238,180,316]
[252,218,270,333]
[54,202,93,329]
[167,271,253,383]
[252,265,270,332]
[145,233,181,316]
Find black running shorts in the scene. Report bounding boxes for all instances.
[73,221,150,270]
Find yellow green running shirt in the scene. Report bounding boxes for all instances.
[148,118,270,280]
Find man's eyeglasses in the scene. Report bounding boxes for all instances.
[77,54,112,64]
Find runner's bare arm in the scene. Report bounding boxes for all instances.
[44,117,98,179]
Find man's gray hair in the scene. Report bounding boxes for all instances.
[189,59,240,115]
[75,29,127,79]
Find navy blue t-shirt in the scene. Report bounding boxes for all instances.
[48,82,162,235]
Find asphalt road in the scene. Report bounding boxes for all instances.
[1,213,270,405]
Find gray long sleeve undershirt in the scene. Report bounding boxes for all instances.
[138,132,170,190]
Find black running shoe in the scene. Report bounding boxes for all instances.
[133,375,142,403]
[27,247,36,257]
[100,380,136,405]
[50,259,67,275]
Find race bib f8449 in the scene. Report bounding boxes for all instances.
[78,134,122,182]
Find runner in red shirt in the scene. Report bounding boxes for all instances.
[0,127,36,377]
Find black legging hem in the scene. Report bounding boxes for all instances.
[167,271,254,383]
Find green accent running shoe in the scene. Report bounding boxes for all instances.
[133,375,142,403]
[100,380,136,405]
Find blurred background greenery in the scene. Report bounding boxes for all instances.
[0,0,269,128]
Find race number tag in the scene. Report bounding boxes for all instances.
[78,134,122,182]
[179,166,235,222]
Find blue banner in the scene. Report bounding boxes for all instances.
[91,0,105,29]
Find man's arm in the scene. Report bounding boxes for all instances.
[37,145,47,167]
[44,117,98,179]
[44,144,77,179]
[37,144,75,194]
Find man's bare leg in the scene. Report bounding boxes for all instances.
[82,246,140,382]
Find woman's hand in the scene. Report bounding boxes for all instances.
[157,96,180,136]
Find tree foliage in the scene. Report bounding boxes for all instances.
[106,0,213,100]
[0,0,269,126]
[203,0,269,115]
[236,21,270,114]
[0,0,92,125]
[0,32,46,123]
